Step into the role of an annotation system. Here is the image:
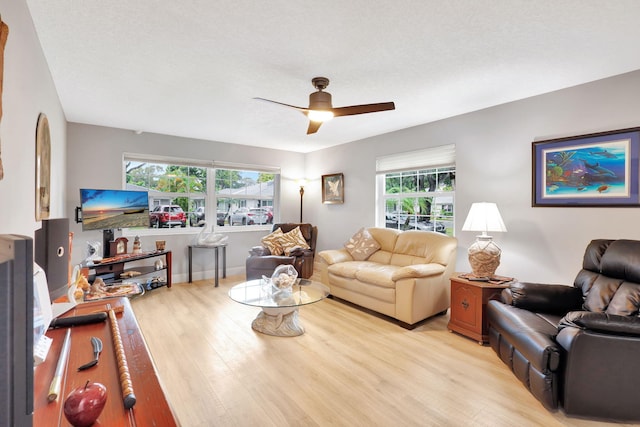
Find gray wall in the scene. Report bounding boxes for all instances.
[305,70,640,284]
[66,124,305,281]
[0,0,66,237]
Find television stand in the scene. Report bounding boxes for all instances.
[103,228,114,257]
[88,250,172,288]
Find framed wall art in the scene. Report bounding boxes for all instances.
[532,127,640,207]
[35,113,51,220]
[322,173,344,204]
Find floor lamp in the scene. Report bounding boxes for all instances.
[462,202,507,278]
[298,179,306,223]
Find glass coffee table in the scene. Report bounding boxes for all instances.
[228,279,329,336]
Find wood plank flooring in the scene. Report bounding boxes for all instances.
[131,276,632,427]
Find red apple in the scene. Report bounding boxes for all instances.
[63,381,107,427]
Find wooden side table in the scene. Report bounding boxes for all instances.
[448,274,512,344]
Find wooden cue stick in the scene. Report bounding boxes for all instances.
[108,306,137,409]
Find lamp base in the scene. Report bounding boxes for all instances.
[468,237,501,278]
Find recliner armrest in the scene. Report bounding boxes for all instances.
[502,281,583,314]
[249,246,271,256]
[288,247,313,257]
[559,311,640,337]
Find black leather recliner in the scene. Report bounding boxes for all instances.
[487,239,640,422]
[245,223,317,280]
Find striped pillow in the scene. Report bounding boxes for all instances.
[261,228,284,255]
[280,226,310,256]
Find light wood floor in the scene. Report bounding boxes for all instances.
[131,276,632,427]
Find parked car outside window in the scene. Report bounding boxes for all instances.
[216,211,227,226]
[230,208,269,225]
[190,207,206,227]
[150,205,186,228]
[385,217,446,234]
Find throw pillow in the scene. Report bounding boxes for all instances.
[344,227,381,261]
[280,226,311,256]
[261,228,284,256]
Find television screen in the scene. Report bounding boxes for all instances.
[80,189,150,231]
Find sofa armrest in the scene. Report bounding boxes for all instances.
[502,281,583,314]
[249,246,271,256]
[317,249,353,265]
[559,311,640,337]
[391,263,445,281]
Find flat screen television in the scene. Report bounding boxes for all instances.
[80,188,150,231]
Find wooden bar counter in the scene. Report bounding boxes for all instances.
[34,298,178,426]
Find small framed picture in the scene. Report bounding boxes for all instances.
[322,173,344,204]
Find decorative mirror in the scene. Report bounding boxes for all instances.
[35,113,51,220]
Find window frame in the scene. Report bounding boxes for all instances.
[375,145,456,236]
[122,153,280,237]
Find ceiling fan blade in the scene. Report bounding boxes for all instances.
[253,97,308,113]
[307,120,323,135]
[332,102,395,117]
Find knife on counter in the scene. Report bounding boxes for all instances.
[78,337,103,371]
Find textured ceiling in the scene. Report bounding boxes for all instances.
[26,1,640,153]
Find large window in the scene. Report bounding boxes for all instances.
[123,154,279,231]
[376,145,455,236]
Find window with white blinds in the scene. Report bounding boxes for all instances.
[376,145,456,235]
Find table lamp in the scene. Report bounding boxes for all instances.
[462,202,507,278]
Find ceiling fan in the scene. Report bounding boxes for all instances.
[255,77,396,135]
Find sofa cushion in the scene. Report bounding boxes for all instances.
[261,228,284,256]
[607,282,640,315]
[367,228,400,252]
[367,250,393,265]
[328,261,377,279]
[328,262,400,288]
[354,264,399,288]
[280,226,310,256]
[344,227,381,261]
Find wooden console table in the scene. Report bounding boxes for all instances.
[88,250,172,288]
[33,298,178,426]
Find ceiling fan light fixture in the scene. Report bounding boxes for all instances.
[307,110,334,122]
[255,76,395,134]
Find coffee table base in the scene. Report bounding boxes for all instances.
[251,307,304,337]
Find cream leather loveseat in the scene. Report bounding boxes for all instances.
[313,227,457,327]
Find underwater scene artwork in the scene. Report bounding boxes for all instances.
[533,128,640,207]
[543,139,629,199]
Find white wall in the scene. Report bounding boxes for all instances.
[305,70,640,284]
[66,124,305,281]
[0,0,66,237]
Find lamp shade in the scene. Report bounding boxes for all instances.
[462,202,507,235]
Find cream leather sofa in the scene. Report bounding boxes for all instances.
[313,227,457,327]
